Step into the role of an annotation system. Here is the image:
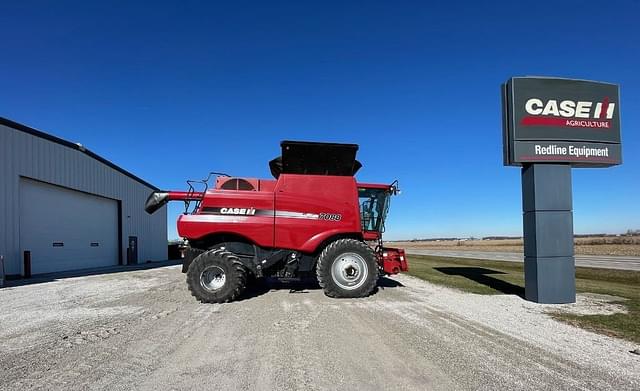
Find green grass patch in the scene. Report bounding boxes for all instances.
[406,255,640,343]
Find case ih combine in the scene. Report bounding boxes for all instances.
[145,141,407,303]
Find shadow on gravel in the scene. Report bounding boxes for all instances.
[234,276,404,301]
[378,277,405,289]
[233,277,320,302]
[435,267,525,298]
[3,260,182,288]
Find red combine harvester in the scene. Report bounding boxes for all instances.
[145,141,407,303]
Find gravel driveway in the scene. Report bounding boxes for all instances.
[0,265,638,390]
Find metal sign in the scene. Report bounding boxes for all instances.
[502,77,622,167]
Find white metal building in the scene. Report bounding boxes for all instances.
[0,117,167,277]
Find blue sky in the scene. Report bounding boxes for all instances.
[1,1,638,240]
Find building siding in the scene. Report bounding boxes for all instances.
[0,123,167,275]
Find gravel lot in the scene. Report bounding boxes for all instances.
[1,265,639,390]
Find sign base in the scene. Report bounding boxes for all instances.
[521,164,576,304]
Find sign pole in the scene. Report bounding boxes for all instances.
[521,163,575,303]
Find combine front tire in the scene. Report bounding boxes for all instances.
[316,239,378,298]
[186,249,247,303]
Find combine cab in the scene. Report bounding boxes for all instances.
[146,141,407,303]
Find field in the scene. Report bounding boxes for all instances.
[406,254,640,344]
[394,236,640,256]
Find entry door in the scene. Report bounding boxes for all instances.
[127,236,138,264]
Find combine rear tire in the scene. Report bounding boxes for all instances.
[316,239,378,298]
[187,249,247,303]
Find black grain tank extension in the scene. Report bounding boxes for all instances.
[269,140,362,178]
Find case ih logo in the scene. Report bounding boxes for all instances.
[522,97,615,129]
[220,207,256,215]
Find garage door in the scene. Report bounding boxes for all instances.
[19,178,119,274]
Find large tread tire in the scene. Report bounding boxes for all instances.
[186,248,247,303]
[316,239,378,298]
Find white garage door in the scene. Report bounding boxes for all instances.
[19,178,119,274]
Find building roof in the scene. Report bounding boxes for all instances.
[0,116,159,191]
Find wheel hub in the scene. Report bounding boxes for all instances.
[331,252,368,290]
[200,266,226,292]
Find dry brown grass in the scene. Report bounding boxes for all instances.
[394,236,640,256]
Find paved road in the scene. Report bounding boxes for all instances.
[1,265,638,390]
[405,249,640,271]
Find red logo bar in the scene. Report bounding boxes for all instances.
[520,116,611,129]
